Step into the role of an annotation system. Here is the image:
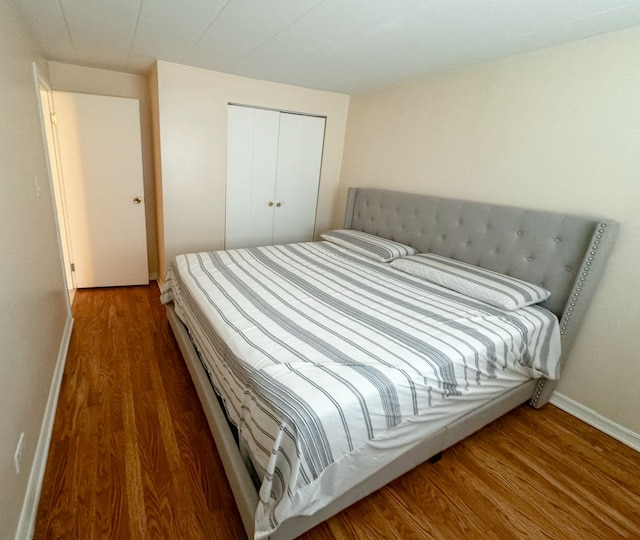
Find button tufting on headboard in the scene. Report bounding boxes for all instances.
[345,187,618,327]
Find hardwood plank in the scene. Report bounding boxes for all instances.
[120,350,148,540]
[34,284,640,540]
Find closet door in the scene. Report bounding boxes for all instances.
[226,106,279,249]
[226,105,325,249]
[272,113,325,245]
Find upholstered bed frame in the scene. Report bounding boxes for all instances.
[166,187,617,539]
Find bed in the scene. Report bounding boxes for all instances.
[161,187,617,539]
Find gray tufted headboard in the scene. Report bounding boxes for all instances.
[344,188,617,403]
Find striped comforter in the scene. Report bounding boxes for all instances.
[161,241,561,538]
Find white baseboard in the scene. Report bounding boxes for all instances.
[550,392,640,453]
[15,315,74,540]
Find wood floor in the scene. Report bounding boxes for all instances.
[35,284,640,539]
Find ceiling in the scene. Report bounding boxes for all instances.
[13,0,640,95]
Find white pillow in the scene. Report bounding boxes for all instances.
[390,253,550,310]
[320,229,417,262]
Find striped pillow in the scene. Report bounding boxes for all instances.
[320,229,417,262]
[390,253,550,310]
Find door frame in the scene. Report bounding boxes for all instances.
[32,63,75,311]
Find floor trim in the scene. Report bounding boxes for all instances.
[550,392,640,452]
[15,315,74,540]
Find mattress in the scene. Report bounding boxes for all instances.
[161,241,561,539]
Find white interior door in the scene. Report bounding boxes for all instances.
[53,91,148,288]
[272,113,325,245]
[226,105,279,249]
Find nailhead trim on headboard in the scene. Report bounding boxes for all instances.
[530,378,546,408]
[560,223,608,336]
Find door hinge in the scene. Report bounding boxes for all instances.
[50,113,57,125]
[70,262,75,272]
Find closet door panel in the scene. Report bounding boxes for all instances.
[226,106,279,249]
[272,113,326,245]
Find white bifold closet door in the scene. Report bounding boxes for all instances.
[226,105,325,250]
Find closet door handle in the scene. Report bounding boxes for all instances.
[276,202,282,208]
[268,201,274,207]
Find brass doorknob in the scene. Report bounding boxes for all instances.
[276,202,282,207]
[133,197,142,204]
[268,201,274,207]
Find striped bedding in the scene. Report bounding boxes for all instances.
[161,241,561,539]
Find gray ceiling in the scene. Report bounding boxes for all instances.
[13,0,640,95]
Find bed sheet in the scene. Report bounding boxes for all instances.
[161,241,560,538]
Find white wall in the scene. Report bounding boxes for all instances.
[339,27,640,436]
[47,61,159,278]
[152,61,350,278]
[0,0,70,536]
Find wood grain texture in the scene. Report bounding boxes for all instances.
[35,284,640,539]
